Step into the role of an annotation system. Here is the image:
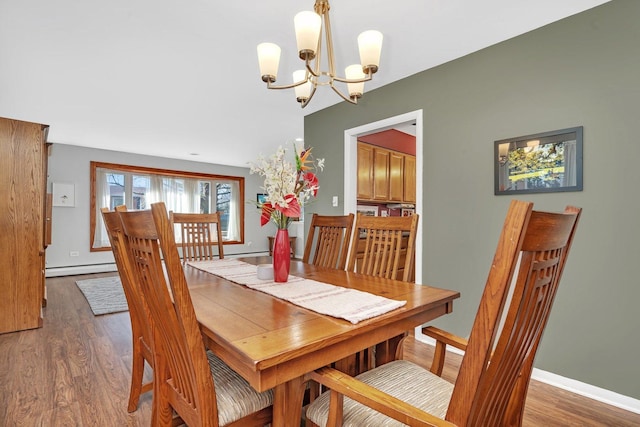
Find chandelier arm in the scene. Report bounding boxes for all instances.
[312,21,323,78]
[322,7,337,78]
[266,79,310,90]
[332,70,373,84]
[300,85,318,108]
[305,60,321,78]
[329,82,357,105]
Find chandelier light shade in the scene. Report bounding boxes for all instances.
[257,0,383,108]
[294,11,322,58]
[358,30,384,72]
[345,64,365,98]
[257,43,281,81]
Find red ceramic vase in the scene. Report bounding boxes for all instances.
[272,228,291,283]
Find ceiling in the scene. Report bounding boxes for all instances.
[0,0,609,167]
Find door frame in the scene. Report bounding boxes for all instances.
[343,109,423,283]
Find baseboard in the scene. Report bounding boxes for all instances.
[531,368,640,414]
[414,332,640,415]
[46,263,118,277]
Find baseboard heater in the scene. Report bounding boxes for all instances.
[46,263,118,277]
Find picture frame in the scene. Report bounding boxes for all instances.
[256,193,268,207]
[494,126,583,195]
[401,208,415,217]
[356,205,378,217]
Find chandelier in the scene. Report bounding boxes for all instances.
[257,0,383,108]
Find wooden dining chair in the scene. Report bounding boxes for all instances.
[118,203,273,427]
[101,207,154,412]
[306,200,582,427]
[169,211,225,262]
[347,213,419,283]
[302,213,355,270]
[341,213,420,374]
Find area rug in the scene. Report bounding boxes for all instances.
[75,276,129,315]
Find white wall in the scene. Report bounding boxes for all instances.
[46,144,272,272]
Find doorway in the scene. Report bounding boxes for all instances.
[343,110,423,282]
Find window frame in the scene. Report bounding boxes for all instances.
[90,161,245,252]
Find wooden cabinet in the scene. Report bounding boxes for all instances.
[357,143,374,200]
[357,142,415,204]
[373,148,390,201]
[388,151,404,202]
[403,154,416,203]
[0,117,49,334]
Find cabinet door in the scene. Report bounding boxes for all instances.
[373,148,390,201]
[357,143,374,200]
[388,152,404,202]
[404,155,416,204]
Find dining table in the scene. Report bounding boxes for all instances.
[184,256,460,427]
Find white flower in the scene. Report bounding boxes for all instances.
[248,143,324,229]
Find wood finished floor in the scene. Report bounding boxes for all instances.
[1,273,638,426]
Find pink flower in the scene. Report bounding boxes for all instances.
[303,172,319,197]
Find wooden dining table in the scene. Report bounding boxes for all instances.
[184,256,460,427]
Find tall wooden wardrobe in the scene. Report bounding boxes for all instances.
[0,117,50,334]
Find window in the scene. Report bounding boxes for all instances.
[91,161,244,251]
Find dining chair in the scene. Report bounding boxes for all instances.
[101,207,154,412]
[169,211,225,262]
[302,213,355,270]
[347,213,419,283]
[306,200,582,427]
[341,213,420,375]
[118,203,273,427]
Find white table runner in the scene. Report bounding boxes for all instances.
[187,259,406,324]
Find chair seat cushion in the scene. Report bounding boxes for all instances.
[306,360,453,427]
[206,351,273,425]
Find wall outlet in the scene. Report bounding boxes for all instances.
[69,251,80,257]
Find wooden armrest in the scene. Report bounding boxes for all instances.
[421,326,468,376]
[308,367,456,427]
[421,326,468,352]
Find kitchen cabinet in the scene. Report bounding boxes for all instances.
[373,148,390,201]
[403,154,416,203]
[389,151,404,202]
[357,142,415,204]
[357,143,374,200]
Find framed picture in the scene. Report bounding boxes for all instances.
[256,193,268,207]
[356,205,378,217]
[401,208,415,217]
[494,126,583,195]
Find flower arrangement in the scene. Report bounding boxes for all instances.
[249,143,324,229]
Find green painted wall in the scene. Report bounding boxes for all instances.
[304,0,640,400]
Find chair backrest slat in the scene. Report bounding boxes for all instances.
[347,213,419,282]
[302,214,355,270]
[170,211,224,262]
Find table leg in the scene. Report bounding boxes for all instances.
[273,376,306,427]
